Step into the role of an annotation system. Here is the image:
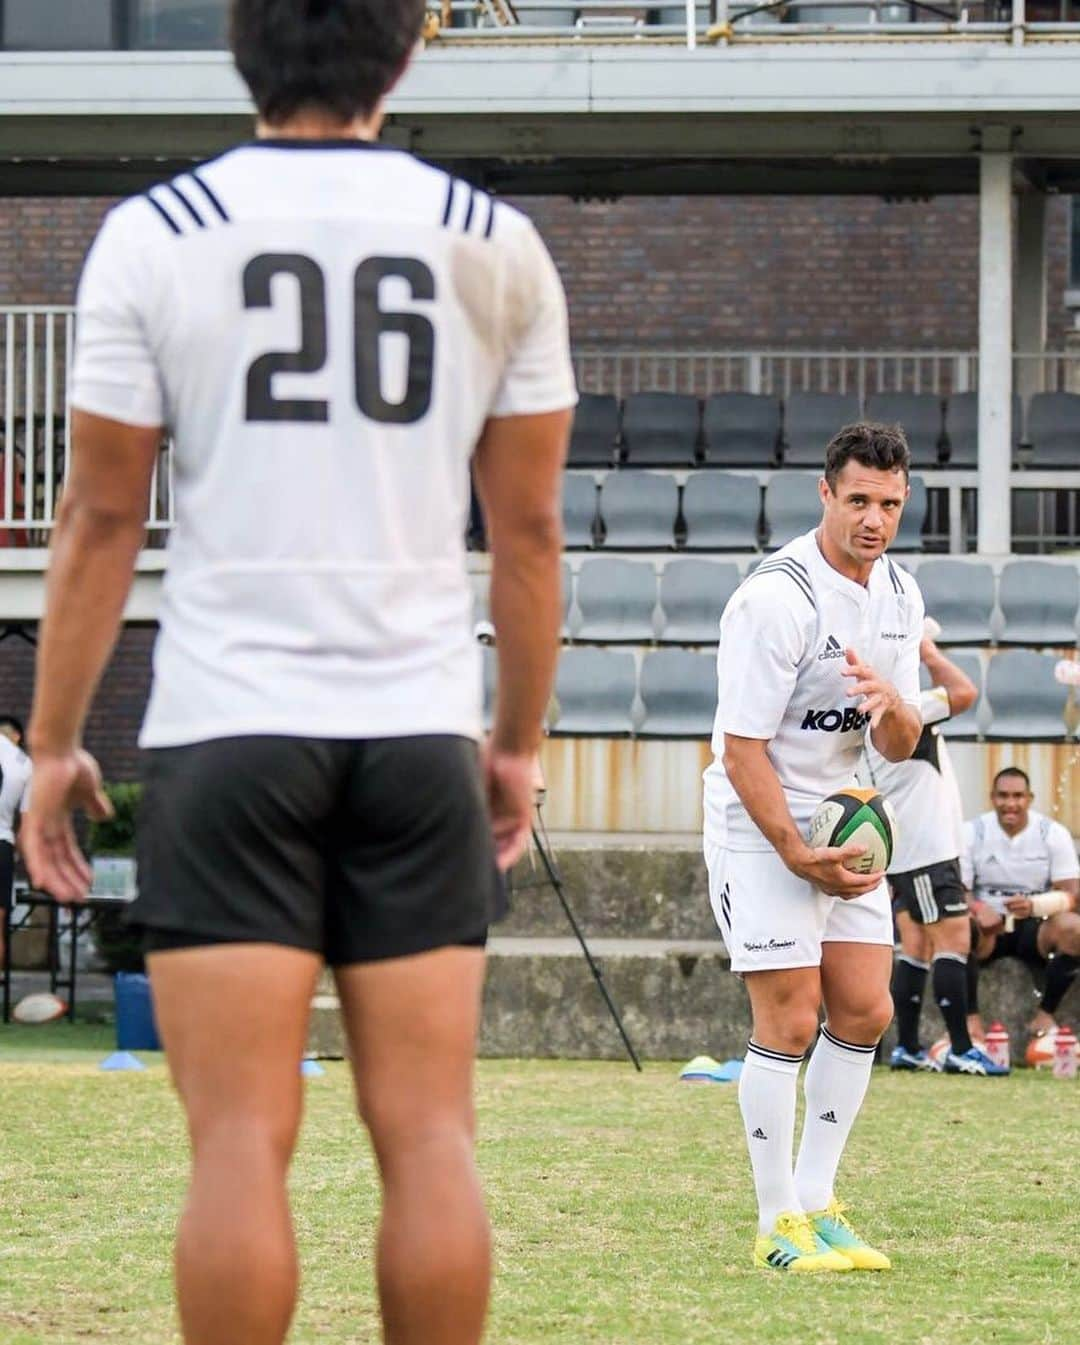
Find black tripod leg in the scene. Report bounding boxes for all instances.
[531,826,642,1072]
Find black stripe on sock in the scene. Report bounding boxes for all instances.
[747,1039,804,1065]
[821,1025,877,1055]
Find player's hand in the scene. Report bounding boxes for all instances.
[841,648,900,729]
[20,749,113,904]
[1004,895,1033,920]
[482,744,536,872]
[971,900,1004,935]
[787,842,885,899]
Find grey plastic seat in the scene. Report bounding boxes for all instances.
[782,392,861,466]
[598,470,679,549]
[562,473,597,549]
[568,394,619,468]
[865,393,943,468]
[1024,392,1080,468]
[892,474,927,551]
[574,558,658,643]
[984,650,1070,741]
[620,393,700,467]
[920,653,983,739]
[656,4,709,23]
[702,394,781,467]
[638,650,717,738]
[551,648,637,737]
[915,560,995,644]
[657,559,740,644]
[764,473,822,549]
[513,5,578,25]
[682,472,761,550]
[561,559,573,638]
[998,561,1080,646]
[943,392,1021,468]
[482,645,496,730]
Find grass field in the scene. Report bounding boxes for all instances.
[0,1023,1076,1345]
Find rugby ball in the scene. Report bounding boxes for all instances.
[1025,1028,1077,1071]
[807,787,897,874]
[12,991,68,1025]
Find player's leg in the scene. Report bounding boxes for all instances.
[335,949,489,1345]
[1036,910,1080,1025]
[890,887,933,1067]
[150,943,321,1345]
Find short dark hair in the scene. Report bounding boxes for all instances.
[823,422,911,491]
[993,766,1031,793]
[0,715,24,742]
[230,0,425,126]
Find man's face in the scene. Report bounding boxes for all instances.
[991,776,1032,832]
[819,460,909,567]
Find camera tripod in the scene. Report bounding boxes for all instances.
[510,803,642,1072]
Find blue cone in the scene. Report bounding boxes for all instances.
[100,1050,145,1072]
[300,1059,325,1077]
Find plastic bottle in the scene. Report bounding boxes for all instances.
[1052,1024,1078,1080]
[985,1021,1010,1070]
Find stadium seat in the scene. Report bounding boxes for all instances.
[568,393,619,468]
[942,391,1021,467]
[984,650,1070,741]
[513,5,578,25]
[563,473,598,549]
[764,473,821,549]
[892,474,927,551]
[620,392,701,467]
[638,650,717,738]
[914,560,995,644]
[598,470,679,549]
[702,393,781,467]
[920,653,983,739]
[657,559,740,644]
[574,558,658,643]
[681,472,761,550]
[482,645,496,730]
[997,560,1080,646]
[561,559,573,638]
[782,392,861,466]
[864,393,943,467]
[551,648,637,736]
[1023,391,1080,467]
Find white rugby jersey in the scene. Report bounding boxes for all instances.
[864,685,962,873]
[961,809,1079,914]
[0,736,32,845]
[703,530,924,851]
[71,140,577,747]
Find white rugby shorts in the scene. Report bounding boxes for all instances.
[705,843,893,974]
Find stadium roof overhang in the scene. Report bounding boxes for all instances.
[4,42,1080,197]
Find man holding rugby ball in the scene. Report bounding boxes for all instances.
[704,423,923,1273]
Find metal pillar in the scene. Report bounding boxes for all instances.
[977,154,1014,557]
[1015,189,1048,404]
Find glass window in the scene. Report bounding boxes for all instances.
[131,0,228,49]
[3,0,119,49]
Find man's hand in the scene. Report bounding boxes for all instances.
[841,648,900,729]
[785,841,885,899]
[971,900,1004,935]
[20,749,113,904]
[1004,895,1033,921]
[482,745,536,872]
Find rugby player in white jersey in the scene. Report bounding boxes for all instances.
[705,423,923,1274]
[863,635,1006,1074]
[21,4,575,1343]
[962,767,1080,1045]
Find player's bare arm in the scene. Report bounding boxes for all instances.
[842,648,921,761]
[721,732,883,898]
[473,407,571,870]
[23,409,158,901]
[1004,879,1079,921]
[920,636,978,716]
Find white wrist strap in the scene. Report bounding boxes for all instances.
[1029,890,1071,919]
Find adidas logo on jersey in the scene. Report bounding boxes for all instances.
[751,1127,768,1140]
[818,1110,838,1124]
[817,635,845,661]
[800,707,871,733]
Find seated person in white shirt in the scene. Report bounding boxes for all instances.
[961,767,1080,1043]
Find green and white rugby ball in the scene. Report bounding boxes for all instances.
[807,787,897,874]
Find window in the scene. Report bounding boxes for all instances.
[131,0,228,49]
[2,0,121,49]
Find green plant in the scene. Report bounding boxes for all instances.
[89,781,144,974]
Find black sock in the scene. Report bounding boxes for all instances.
[933,954,974,1054]
[892,955,928,1053]
[1040,954,1079,1016]
[966,948,980,1016]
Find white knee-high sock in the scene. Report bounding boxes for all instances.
[738,1041,804,1234]
[793,1026,876,1215]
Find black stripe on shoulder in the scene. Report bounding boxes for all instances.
[463,185,476,234]
[166,182,205,229]
[885,557,903,593]
[143,192,182,237]
[750,560,816,610]
[483,195,496,239]
[441,177,457,228]
[189,171,230,222]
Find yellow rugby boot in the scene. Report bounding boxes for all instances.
[752,1211,853,1273]
[807,1199,892,1271]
